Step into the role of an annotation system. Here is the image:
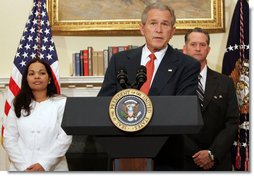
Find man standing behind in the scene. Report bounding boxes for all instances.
[98,2,200,170]
[183,27,239,171]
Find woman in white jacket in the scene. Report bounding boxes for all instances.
[4,58,72,171]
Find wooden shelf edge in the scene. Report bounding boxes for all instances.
[0,76,104,88]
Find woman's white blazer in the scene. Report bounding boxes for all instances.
[4,96,72,171]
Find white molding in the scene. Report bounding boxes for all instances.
[60,76,104,84]
[61,87,100,97]
[0,76,104,88]
[0,77,9,88]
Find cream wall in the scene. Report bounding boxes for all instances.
[0,0,237,78]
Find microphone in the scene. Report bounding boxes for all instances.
[116,67,129,89]
[135,65,147,90]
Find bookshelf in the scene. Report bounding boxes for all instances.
[72,45,138,77]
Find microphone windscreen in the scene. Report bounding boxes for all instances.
[116,66,128,89]
[136,65,147,90]
[137,65,146,74]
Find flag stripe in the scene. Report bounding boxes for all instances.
[8,77,21,97]
[4,101,11,119]
[50,61,60,94]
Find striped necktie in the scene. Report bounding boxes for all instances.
[140,53,156,95]
[197,74,204,109]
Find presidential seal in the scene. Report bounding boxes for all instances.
[109,89,153,132]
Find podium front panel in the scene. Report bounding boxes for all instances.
[62,96,203,135]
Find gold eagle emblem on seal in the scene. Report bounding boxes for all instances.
[109,89,153,132]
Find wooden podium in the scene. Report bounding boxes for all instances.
[62,96,203,171]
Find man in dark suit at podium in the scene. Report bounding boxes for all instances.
[182,27,239,170]
[98,2,200,170]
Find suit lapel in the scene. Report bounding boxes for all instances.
[126,46,143,83]
[149,45,178,95]
[203,68,218,110]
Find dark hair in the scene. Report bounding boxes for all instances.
[141,2,176,27]
[184,27,210,45]
[13,58,58,118]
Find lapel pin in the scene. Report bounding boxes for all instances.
[168,69,173,72]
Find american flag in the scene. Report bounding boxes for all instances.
[1,0,60,144]
[222,0,249,171]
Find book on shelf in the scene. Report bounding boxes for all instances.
[83,49,89,76]
[97,51,104,76]
[118,45,129,52]
[72,53,76,76]
[71,45,139,77]
[79,50,84,76]
[112,46,119,54]
[74,53,81,76]
[92,51,98,76]
[107,46,113,64]
[88,46,93,76]
[103,49,108,74]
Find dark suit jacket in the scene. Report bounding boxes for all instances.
[98,45,200,170]
[184,67,239,171]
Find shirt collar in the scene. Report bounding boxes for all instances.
[199,64,207,90]
[200,64,207,79]
[143,44,168,61]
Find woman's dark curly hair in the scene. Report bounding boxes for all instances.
[13,58,58,118]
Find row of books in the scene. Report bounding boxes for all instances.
[72,45,138,76]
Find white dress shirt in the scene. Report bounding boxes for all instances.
[4,96,72,171]
[199,64,208,91]
[141,45,167,83]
